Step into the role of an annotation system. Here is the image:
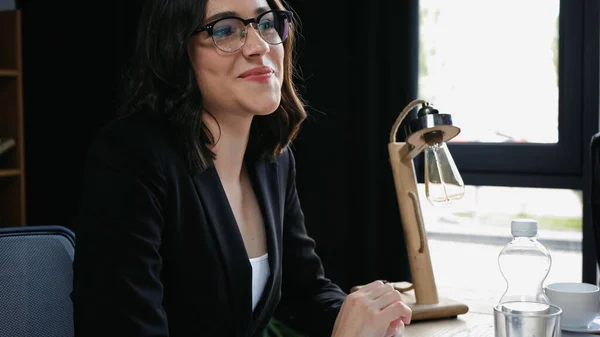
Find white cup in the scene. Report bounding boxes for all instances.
[544,282,600,329]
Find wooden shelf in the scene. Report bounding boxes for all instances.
[0,10,25,226]
[0,69,18,77]
[0,169,20,178]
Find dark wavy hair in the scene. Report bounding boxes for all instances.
[117,0,306,171]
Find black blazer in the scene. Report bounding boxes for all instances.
[71,112,347,337]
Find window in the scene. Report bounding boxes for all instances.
[417,0,598,292]
[418,184,582,303]
[419,0,583,181]
[419,0,559,144]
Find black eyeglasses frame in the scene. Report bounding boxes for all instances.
[192,9,294,38]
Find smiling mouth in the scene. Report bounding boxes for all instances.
[241,73,273,83]
[239,66,275,79]
[239,68,275,83]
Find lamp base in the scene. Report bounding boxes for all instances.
[391,282,469,321]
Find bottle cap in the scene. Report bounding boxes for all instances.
[511,219,538,237]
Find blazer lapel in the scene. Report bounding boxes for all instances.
[247,157,282,333]
[191,165,253,335]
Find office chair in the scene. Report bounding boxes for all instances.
[0,225,75,337]
[591,132,600,272]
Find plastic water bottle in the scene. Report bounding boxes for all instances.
[497,219,552,313]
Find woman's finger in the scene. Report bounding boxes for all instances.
[394,322,406,337]
[373,289,403,310]
[366,282,395,300]
[350,279,388,293]
[380,300,412,325]
[355,280,386,294]
[384,319,405,337]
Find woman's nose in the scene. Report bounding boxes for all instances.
[242,24,270,57]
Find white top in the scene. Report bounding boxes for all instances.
[249,253,270,311]
[511,218,538,237]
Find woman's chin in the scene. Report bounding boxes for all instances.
[246,99,281,116]
[254,108,278,116]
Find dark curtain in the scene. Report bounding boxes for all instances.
[20,1,142,228]
[286,0,419,291]
[20,0,418,292]
[19,1,119,228]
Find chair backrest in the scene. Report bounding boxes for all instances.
[591,133,600,268]
[0,225,75,337]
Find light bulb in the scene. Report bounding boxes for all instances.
[424,142,465,206]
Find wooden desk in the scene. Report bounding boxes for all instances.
[404,312,493,336]
[397,282,494,336]
[404,311,599,337]
[400,285,599,336]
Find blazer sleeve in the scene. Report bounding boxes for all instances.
[276,148,347,337]
[71,128,170,337]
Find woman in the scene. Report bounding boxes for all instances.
[71,0,412,336]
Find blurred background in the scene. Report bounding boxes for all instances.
[5,0,598,299]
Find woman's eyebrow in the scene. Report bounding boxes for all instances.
[204,10,237,23]
[254,6,271,16]
[204,6,272,23]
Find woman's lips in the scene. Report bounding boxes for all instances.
[239,66,274,83]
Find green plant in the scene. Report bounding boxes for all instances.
[263,318,307,337]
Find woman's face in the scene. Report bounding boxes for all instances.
[188,0,285,118]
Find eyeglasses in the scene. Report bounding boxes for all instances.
[192,10,293,53]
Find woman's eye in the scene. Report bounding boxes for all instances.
[214,26,234,37]
[259,20,274,30]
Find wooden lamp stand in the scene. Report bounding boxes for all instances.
[387,99,469,321]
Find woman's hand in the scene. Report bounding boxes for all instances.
[331,280,412,337]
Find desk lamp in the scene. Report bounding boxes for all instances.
[388,99,469,321]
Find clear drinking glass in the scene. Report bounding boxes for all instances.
[494,302,562,337]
